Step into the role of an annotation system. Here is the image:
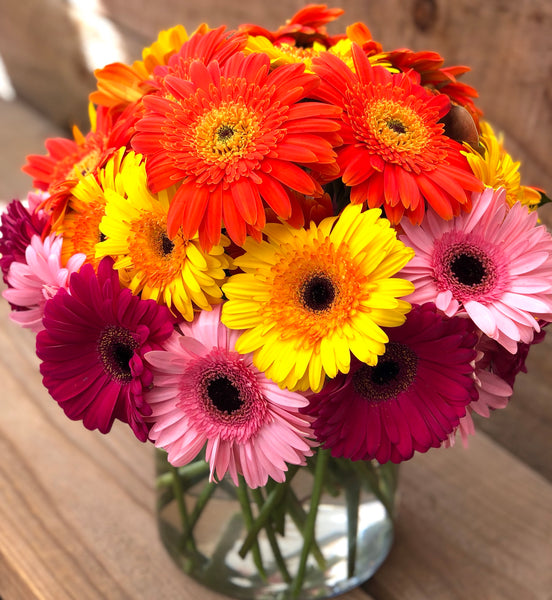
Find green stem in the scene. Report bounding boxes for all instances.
[238,465,299,558]
[156,460,211,490]
[286,488,326,570]
[169,464,197,554]
[182,480,217,540]
[251,488,291,584]
[352,461,396,519]
[236,477,267,581]
[290,448,330,599]
[345,480,360,578]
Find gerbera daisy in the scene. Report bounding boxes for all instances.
[145,305,315,488]
[399,188,552,353]
[35,258,175,441]
[446,336,515,447]
[221,203,415,392]
[152,26,247,84]
[462,120,541,210]
[131,51,342,248]
[311,44,483,224]
[90,24,190,110]
[58,148,140,269]
[0,192,49,283]
[239,4,345,48]
[96,160,232,321]
[2,234,85,332]
[384,49,482,127]
[476,326,548,389]
[303,303,478,463]
[23,103,136,230]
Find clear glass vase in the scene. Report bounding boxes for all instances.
[155,448,399,600]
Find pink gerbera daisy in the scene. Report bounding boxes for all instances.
[144,305,315,488]
[399,188,552,353]
[303,303,478,463]
[2,234,85,332]
[0,192,49,283]
[35,258,175,441]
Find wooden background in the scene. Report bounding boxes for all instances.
[0,2,551,598]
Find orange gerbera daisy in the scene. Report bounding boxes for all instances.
[385,48,483,127]
[311,44,483,224]
[22,103,137,230]
[152,26,247,85]
[239,4,345,48]
[132,52,342,249]
[90,24,190,110]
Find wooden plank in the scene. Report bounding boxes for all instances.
[366,434,552,600]
[0,99,64,201]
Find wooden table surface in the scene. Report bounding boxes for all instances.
[1,97,551,600]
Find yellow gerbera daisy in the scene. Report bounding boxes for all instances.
[96,161,232,321]
[58,148,140,269]
[244,32,391,73]
[221,203,415,392]
[463,120,541,209]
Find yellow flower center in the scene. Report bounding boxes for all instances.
[276,43,320,70]
[69,148,102,179]
[367,98,430,156]
[263,236,362,346]
[194,102,260,165]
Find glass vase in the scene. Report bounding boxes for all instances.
[155,448,399,600]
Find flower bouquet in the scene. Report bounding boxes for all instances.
[1,4,550,600]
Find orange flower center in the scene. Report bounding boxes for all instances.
[262,236,362,346]
[61,200,105,267]
[366,98,430,156]
[194,102,261,165]
[128,215,191,286]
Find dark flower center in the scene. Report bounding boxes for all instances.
[300,273,337,312]
[216,124,235,143]
[387,118,407,134]
[352,342,418,401]
[207,376,243,414]
[161,233,175,255]
[98,325,139,383]
[450,253,486,286]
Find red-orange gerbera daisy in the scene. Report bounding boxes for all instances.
[311,45,483,224]
[23,103,137,230]
[240,4,345,48]
[385,48,483,127]
[152,26,247,86]
[132,52,342,249]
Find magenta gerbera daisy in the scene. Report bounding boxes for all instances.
[302,303,478,464]
[144,305,315,488]
[132,51,341,249]
[35,257,175,441]
[399,188,552,353]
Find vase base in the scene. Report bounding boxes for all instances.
[158,473,395,600]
